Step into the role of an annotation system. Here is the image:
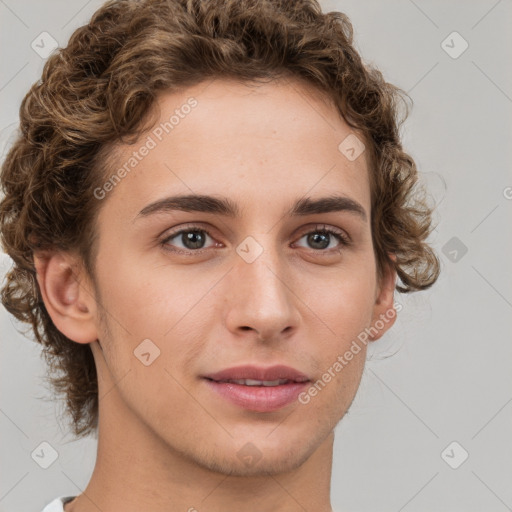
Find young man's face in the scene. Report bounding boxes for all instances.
[49,78,396,476]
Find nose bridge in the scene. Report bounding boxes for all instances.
[236,233,289,301]
[226,233,298,337]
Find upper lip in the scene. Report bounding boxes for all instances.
[203,364,310,382]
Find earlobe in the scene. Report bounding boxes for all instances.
[34,251,98,344]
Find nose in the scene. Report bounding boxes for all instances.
[223,238,300,342]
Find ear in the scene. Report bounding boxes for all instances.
[34,251,99,344]
[369,253,398,342]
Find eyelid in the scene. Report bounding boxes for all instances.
[296,223,351,243]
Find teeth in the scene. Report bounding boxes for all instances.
[223,378,290,386]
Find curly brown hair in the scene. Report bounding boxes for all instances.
[0,0,440,439]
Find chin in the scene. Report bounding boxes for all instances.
[197,447,313,478]
[184,426,324,478]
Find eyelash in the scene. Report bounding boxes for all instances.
[159,224,350,255]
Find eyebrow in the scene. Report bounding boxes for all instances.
[135,193,367,222]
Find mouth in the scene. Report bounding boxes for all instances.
[205,377,307,386]
[202,365,311,412]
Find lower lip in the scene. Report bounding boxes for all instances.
[203,379,309,412]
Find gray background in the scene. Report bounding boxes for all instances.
[1,1,511,511]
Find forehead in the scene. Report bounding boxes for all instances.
[97,77,371,222]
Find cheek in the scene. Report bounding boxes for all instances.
[299,263,375,400]
[331,349,367,414]
[298,347,367,430]
[95,247,179,329]
[307,264,376,340]
[94,250,211,371]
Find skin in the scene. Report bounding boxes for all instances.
[34,77,397,512]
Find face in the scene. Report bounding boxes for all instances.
[50,77,396,476]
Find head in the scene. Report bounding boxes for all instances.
[0,0,439,475]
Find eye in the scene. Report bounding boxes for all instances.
[294,224,350,252]
[160,223,350,255]
[160,225,218,253]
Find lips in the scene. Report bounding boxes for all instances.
[203,364,310,383]
[202,365,311,412]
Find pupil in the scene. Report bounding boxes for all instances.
[309,232,329,249]
[184,231,204,249]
